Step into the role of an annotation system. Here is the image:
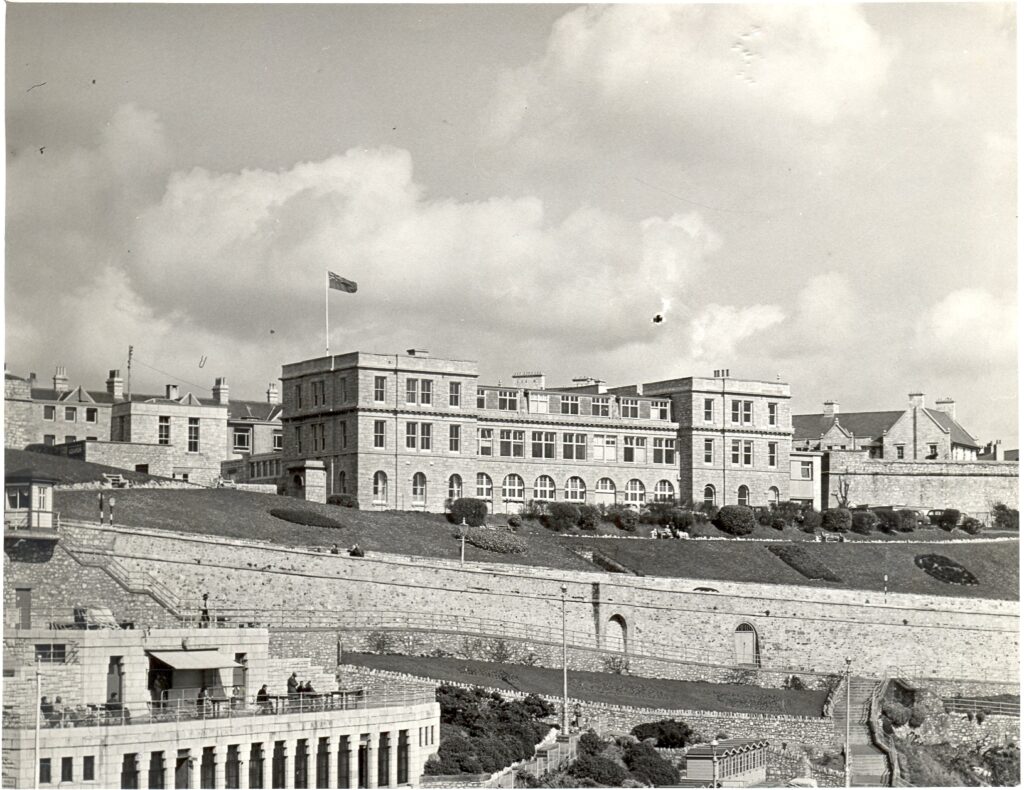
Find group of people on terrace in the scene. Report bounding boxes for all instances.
[39,693,129,727]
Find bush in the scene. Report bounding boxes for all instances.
[520,500,545,521]
[508,514,522,529]
[934,509,961,531]
[785,674,809,691]
[770,517,787,531]
[326,493,359,509]
[714,505,756,536]
[622,741,680,786]
[268,508,344,528]
[915,554,978,585]
[768,544,843,582]
[569,754,627,787]
[670,508,695,530]
[874,509,900,533]
[577,731,605,758]
[883,700,911,728]
[909,704,927,728]
[544,502,581,532]
[630,719,695,748]
[610,506,639,532]
[772,501,802,526]
[464,530,528,555]
[450,498,488,527]
[961,517,984,535]
[801,509,822,533]
[641,500,678,526]
[897,509,918,532]
[756,508,773,527]
[822,507,852,533]
[851,510,879,535]
[992,502,1018,530]
[577,504,601,531]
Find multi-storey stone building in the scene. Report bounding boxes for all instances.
[280,351,793,512]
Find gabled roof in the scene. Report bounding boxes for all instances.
[226,399,283,422]
[685,738,769,758]
[792,411,904,441]
[924,408,980,448]
[31,387,117,404]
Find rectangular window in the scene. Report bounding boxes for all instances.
[35,644,67,663]
[477,389,486,409]
[529,393,549,414]
[406,423,418,450]
[188,418,200,452]
[731,439,741,465]
[43,405,55,421]
[64,406,77,422]
[896,445,905,459]
[623,436,646,463]
[532,431,555,459]
[560,395,580,415]
[39,759,51,785]
[420,379,432,406]
[743,401,753,424]
[420,423,432,451]
[65,435,77,444]
[652,400,671,420]
[743,440,753,466]
[374,376,386,403]
[406,379,418,405]
[704,438,714,464]
[449,424,461,452]
[592,434,616,461]
[233,428,251,452]
[621,398,639,418]
[339,421,348,449]
[497,390,518,411]
[158,416,170,445]
[562,432,586,460]
[928,443,938,458]
[591,397,610,417]
[768,442,778,467]
[62,757,73,783]
[653,438,675,464]
[449,382,461,407]
[373,421,385,449]
[273,431,282,451]
[294,426,302,453]
[86,407,98,423]
[314,423,326,451]
[499,429,525,457]
[312,380,325,405]
[337,376,348,403]
[294,384,302,409]
[84,756,95,782]
[800,461,814,480]
[43,434,55,447]
[478,428,493,456]
[768,403,778,426]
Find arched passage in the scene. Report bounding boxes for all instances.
[734,622,760,666]
[606,614,628,654]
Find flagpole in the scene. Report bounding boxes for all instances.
[325,270,330,357]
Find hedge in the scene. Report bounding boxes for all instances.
[715,505,755,536]
[801,509,822,533]
[463,530,528,555]
[326,494,359,509]
[450,497,488,527]
[611,506,639,532]
[268,508,344,529]
[544,502,581,532]
[630,719,696,748]
[822,508,852,533]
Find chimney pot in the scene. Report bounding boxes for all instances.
[106,369,124,400]
[267,382,280,404]
[53,366,69,393]
[166,384,179,400]
[212,377,230,405]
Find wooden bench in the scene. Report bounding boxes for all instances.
[101,474,129,488]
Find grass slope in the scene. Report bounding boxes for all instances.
[340,653,826,717]
[5,447,163,485]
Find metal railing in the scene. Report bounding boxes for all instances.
[942,696,1020,717]
[4,687,434,730]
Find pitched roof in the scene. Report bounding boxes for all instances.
[924,408,980,448]
[792,411,904,441]
[226,399,283,422]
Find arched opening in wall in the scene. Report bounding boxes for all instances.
[412,472,427,507]
[293,474,304,492]
[372,471,388,505]
[448,474,463,502]
[703,485,716,507]
[565,477,586,503]
[534,475,556,502]
[594,478,616,507]
[737,485,750,507]
[654,480,675,502]
[338,471,347,494]
[606,614,628,654]
[734,623,760,666]
[767,486,780,505]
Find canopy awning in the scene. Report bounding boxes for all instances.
[147,650,241,671]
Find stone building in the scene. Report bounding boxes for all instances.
[279,350,793,512]
[3,367,114,449]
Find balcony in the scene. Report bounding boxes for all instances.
[3,510,59,542]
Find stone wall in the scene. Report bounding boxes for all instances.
[914,712,1019,750]
[61,440,177,479]
[826,452,1018,514]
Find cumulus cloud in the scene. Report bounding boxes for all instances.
[911,288,1017,375]
[689,303,786,360]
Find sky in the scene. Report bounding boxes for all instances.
[4,3,1018,444]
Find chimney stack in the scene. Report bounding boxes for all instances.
[106,370,124,400]
[935,397,956,420]
[53,366,69,393]
[405,349,430,357]
[29,372,37,386]
[213,377,230,405]
[823,400,839,419]
[267,382,280,404]
[166,384,180,400]
[908,392,925,408]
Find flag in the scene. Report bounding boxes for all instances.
[328,271,358,293]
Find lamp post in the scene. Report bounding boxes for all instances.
[845,657,852,788]
[710,739,718,789]
[460,519,467,565]
[560,583,569,740]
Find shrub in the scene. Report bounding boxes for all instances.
[770,517,787,531]
[630,719,695,748]
[772,500,803,526]
[268,508,344,528]
[622,741,680,786]
[326,493,359,509]
[577,730,605,758]
[756,508,773,527]
[768,545,843,582]
[613,507,639,532]
[915,554,978,585]
[909,704,927,728]
[508,514,523,529]
[851,510,879,535]
[450,498,488,527]
[577,504,601,531]
[520,500,545,521]
[569,754,627,787]
[670,508,695,530]
[785,674,809,691]
[883,700,911,728]
[714,505,756,536]
[961,517,984,535]
[896,509,918,532]
[874,509,900,533]
[464,530,528,555]
[544,502,581,532]
[992,502,1019,530]
[641,500,678,525]
[801,509,822,533]
[822,508,852,533]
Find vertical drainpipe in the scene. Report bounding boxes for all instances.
[912,405,918,460]
[721,377,727,506]
[394,355,400,510]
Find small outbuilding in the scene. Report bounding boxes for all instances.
[4,467,59,538]
[682,738,770,787]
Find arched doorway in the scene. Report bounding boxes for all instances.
[734,623,760,666]
[606,614,628,653]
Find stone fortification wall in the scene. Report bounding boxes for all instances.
[827,452,1018,513]
[914,713,1019,750]
[48,523,1017,682]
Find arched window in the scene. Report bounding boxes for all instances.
[737,485,750,507]
[703,485,716,507]
[448,474,463,501]
[338,470,347,494]
[565,477,586,502]
[372,471,388,504]
[624,479,646,505]
[502,474,525,501]
[476,473,493,499]
[734,623,760,666]
[534,475,556,501]
[412,472,427,505]
[606,614,628,653]
[596,478,616,494]
[654,480,675,502]
[767,486,780,505]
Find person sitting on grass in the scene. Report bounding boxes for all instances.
[348,544,364,557]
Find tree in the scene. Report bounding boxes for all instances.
[833,475,853,508]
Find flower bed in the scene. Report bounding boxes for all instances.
[766,545,843,582]
[268,507,344,529]
[914,554,978,586]
[463,529,528,555]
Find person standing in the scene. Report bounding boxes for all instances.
[200,593,211,628]
[97,491,105,525]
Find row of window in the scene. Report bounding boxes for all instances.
[701,398,781,427]
[41,434,98,447]
[701,439,780,468]
[42,405,98,423]
[233,428,284,453]
[702,484,782,507]
[248,459,283,479]
[38,756,94,784]
[369,471,676,505]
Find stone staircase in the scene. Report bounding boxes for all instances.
[833,676,889,786]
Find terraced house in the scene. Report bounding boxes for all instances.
[280,351,793,512]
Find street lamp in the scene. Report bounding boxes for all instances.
[844,657,852,788]
[710,739,718,788]
[560,583,569,740]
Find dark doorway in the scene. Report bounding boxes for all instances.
[174,750,192,789]
[15,588,31,629]
[107,656,125,704]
